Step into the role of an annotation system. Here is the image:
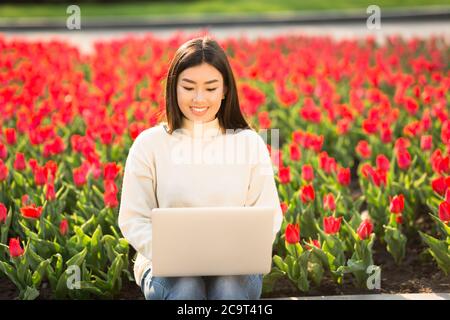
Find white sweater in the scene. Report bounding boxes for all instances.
[118,116,283,286]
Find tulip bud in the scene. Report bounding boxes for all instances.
[300,185,315,204]
[302,164,314,182]
[389,194,405,214]
[420,135,433,151]
[323,216,342,235]
[0,202,7,224]
[59,219,69,236]
[323,193,336,211]
[285,223,300,244]
[279,166,291,184]
[9,238,24,257]
[438,201,450,224]
[357,219,374,240]
[280,202,288,215]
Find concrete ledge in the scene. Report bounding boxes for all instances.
[1,7,449,32]
[263,293,450,300]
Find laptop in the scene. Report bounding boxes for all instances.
[150,206,275,277]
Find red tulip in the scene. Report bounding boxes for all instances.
[258,111,271,129]
[394,138,411,153]
[59,219,69,236]
[21,194,30,206]
[357,219,374,240]
[431,176,449,196]
[389,194,405,214]
[302,164,314,181]
[306,239,321,251]
[0,160,8,181]
[431,149,450,175]
[103,162,122,180]
[45,182,56,201]
[4,128,17,145]
[289,143,301,161]
[20,204,43,219]
[285,223,300,244]
[438,201,450,224]
[33,165,47,186]
[337,167,351,186]
[100,127,114,145]
[323,193,336,211]
[445,189,450,204]
[362,119,377,134]
[319,152,337,174]
[9,238,24,257]
[280,202,288,215]
[73,165,88,187]
[279,166,291,184]
[0,143,7,160]
[323,216,342,235]
[356,140,371,159]
[300,184,315,204]
[397,149,411,170]
[380,127,393,143]
[441,120,450,145]
[14,152,27,171]
[376,154,390,172]
[0,202,7,223]
[104,180,119,208]
[420,135,433,151]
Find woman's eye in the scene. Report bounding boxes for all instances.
[183,87,194,91]
[207,88,217,92]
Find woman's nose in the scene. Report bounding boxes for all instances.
[193,91,206,103]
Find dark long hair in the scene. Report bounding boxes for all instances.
[164,36,252,134]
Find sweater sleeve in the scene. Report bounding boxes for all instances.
[244,133,283,244]
[118,133,157,261]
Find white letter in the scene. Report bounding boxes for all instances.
[366,5,381,30]
[66,5,81,30]
[66,265,81,289]
[366,265,381,289]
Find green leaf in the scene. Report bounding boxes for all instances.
[308,260,324,287]
[262,268,285,294]
[383,225,406,265]
[66,247,88,267]
[21,286,40,300]
[107,253,124,292]
[13,171,25,188]
[32,259,50,287]
[273,255,288,273]
[0,261,22,289]
[78,281,107,297]
[413,172,427,188]
[419,231,450,275]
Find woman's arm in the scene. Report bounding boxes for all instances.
[245,133,283,244]
[118,133,157,261]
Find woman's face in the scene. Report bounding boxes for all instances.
[177,62,227,123]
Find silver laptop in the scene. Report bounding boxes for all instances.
[151,206,275,277]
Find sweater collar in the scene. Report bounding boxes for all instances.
[177,115,223,139]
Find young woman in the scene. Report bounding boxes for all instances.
[118,36,282,300]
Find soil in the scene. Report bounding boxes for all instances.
[1,208,448,300]
[1,232,448,300]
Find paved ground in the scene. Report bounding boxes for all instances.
[2,21,449,54]
[265,293,450,300]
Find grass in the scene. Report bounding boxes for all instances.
[0,0,449,18]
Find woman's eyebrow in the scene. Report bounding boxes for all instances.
[181,78,219,84]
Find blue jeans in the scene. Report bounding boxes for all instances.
[140,268,263,300]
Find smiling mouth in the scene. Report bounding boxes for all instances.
[190,106,209,112]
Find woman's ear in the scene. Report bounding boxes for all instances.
[223,86,228,99]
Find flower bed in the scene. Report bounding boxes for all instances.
[0,33,449,299]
